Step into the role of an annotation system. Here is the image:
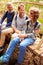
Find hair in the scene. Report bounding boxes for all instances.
[18,3,25,10]
[29,7,40,13]
[6,2,14,8]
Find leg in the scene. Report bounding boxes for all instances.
[0,37,20,62]
[18,38,34,64]
[11,33,18,39]
[0,27,13,47]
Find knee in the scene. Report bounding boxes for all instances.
[11,37,20,44]
[20,43,26,49]
[1,30,6,35]
[11,38,16,43]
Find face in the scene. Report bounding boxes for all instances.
[7,4,13,12]
[29,10,39,21]
[18,6,25,17]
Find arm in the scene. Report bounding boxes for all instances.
[18,33,28,41]
[11,15,21,34]
[18,23,41,39]
[35,29,41,36]
[1,11,7,24]
[12,25,21,34]
[35,22,41,36]
[18,34,28,38]
[18,28,41,39]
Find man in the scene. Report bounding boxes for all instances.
[0,2,15,50]
[11,3,28,38]
[0,7,41,65]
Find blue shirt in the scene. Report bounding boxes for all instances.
[1,11,15,27]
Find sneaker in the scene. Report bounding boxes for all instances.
[0,55,9,65]
[0,55,4,62]
[0,55,9,64]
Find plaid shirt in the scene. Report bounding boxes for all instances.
[25,19,41,40]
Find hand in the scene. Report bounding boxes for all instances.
[20,38,24,41]
[1,26,6,30]
[35,29,41,36]
[18,34,28,38]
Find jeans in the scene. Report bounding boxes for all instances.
[3,37,35,64]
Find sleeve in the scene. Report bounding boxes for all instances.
[11,15,17,27]
[35,22,41,30]
[27,31,36,40]
[1,11,8,24]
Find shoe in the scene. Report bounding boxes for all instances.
[0,55,9,65]
[0,55,4,62]
[0,56,9,65]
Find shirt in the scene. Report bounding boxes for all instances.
[12,14,28,31]
[25,19,41,40]
[1,11,15,27]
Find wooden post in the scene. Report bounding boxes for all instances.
[36,36,43,50]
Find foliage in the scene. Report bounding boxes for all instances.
[0,0,43,24]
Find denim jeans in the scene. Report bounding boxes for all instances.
[3,37,35,64]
